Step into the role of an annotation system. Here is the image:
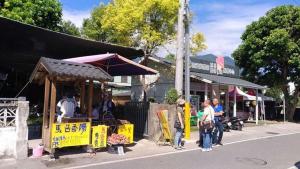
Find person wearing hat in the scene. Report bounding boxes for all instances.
[174,98,185,150]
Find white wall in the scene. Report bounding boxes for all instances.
[0,127,16,157]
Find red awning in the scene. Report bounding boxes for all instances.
[64,53,158,76]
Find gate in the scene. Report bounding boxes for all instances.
[124,102,149,138]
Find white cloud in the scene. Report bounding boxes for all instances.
[62,10,91,27]
[157,2,275,57]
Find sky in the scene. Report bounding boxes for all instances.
[59,0,299,57]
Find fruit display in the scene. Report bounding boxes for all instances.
[107,133,129,145]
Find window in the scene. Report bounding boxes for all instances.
[121,76,128,83]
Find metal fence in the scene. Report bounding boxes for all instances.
[0,98,18,127]
[124,102,149,138]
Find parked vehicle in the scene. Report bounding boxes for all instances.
[222,117,232,132]
[229,117,244,131]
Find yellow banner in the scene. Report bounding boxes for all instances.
[157,110,172,140]
[51,122,91,148]
[184,103,191,140]
[118,124,134,144]
[92,125,108,148]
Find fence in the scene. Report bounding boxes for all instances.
[124,102,149,138]
[0,98,18,127]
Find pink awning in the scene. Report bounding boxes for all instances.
[64,53,158,76]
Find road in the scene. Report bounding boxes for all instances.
[69,133,300,169]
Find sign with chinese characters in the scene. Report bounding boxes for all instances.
[51,122,91,148]
[92,125,108,148]
[190,57,239,77]
[117,124,134,144]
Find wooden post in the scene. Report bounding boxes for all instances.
[80,81,85,113]
[42,76,50,143]
[48,79,57,152]
[88,80,93,122]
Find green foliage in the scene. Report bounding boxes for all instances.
[233,5,300,120]
[265,86,283,102]
[190,32,207,56]
[165,54,175,63]
[165,88,179,104]
[82,0,179,54]
[59,20,80,36]
[0,0,62,31]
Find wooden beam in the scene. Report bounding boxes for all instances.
[42,76,50,144]
[88,80,93,123]
[80,81,85,114]
[48,79,57,150]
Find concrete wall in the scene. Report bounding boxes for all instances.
[147,103,177,142]
[0,127,16,158]
[0,100,29,159]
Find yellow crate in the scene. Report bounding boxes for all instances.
[117,124,134,144]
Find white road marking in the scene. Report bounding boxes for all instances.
[62,131,300,169]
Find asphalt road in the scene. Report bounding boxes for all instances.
[74,133,300,169]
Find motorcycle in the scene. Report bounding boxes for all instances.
[222,117,232,132]
[229,117,244,131]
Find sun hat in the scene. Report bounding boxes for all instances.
[176,98,185,105]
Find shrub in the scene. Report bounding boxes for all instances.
[165,88,179,104]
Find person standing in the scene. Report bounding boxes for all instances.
[212,98,224,146]
[197,103,204,147]
[201,99,214,152]
[174,98,185,150]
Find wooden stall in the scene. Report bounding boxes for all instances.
[29,57,112,154]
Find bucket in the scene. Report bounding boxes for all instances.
[32,145,44,157]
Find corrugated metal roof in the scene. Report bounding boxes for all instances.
[30,57,112,82]
[191,72,266,89]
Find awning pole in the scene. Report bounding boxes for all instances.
[204,83,208,100]
[255,89,259,125]
[262,93,266,125]
[283,97,286,123]
[233,86,237,117]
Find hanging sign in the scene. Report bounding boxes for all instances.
[92,125,108,148]
[51,122,91,148]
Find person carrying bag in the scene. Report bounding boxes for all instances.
[200,99,215,152]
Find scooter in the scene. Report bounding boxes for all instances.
[229,117,244,131]
[222,117,232,132]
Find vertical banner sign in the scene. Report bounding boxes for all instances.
[118,124,134,144]
[157,110,172,140]
[184,103,191,140]
[92,125,108,148]
[51,122,91,148]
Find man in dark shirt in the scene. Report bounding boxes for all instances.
[212,98,224,146]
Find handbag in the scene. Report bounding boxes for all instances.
[174,120,181,129]
[202,107,215,130]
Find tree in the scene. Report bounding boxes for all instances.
[165,54,175,63]
[190,32,207,56]
[232,5,300,121]
[82,0,179,55]
[59,20,80,36]
[0,0,62,31]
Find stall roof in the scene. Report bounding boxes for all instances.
[0,16,144,71]
[30,57,112,83]
[191,72,266,89]
[64,53,158,76]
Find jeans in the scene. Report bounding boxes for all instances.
[213,120,224,144]
[202,130,212,149]
[199,127,203,147]
[174,128,183,147]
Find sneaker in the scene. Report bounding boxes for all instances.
[218,142,223,146]
[202,148,208,152]
[208,148,212,151]
[175,147,182,150]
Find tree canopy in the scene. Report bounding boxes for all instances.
[59,20,81,36]
[82,0,179,54]
[0,0,62,31]
[190,32,207,56]
[233,5,300,120]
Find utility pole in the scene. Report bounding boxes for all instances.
[184,0,190,102]
[175,0,185,97]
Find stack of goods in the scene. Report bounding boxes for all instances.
[107,133,129,145]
